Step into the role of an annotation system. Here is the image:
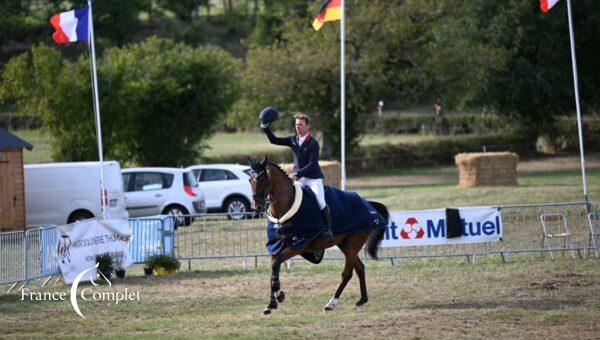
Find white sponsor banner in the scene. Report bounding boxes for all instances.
[56,219,132,283]
[381,206,502,247]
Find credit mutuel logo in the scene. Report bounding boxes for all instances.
[385,216,501,240]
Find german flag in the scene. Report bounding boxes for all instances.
[312,0,342,31]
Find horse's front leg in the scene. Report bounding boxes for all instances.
[264,247,296,315]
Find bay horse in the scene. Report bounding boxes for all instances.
[247,156,389,314]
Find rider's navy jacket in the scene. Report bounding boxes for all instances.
[262,127,324,179]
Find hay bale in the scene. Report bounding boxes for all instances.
[455,152,519,188]
[279,161,341,188]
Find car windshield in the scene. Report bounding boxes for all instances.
[184,171,197,187]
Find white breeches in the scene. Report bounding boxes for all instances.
[298,178,326,210]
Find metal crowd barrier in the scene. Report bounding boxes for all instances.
[175,212,267,261]
[174,201,598,264]
[0,217,174,293]
[0,230,26,286]
[1,202,598,293]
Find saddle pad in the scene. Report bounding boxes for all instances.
[266,186,387,255]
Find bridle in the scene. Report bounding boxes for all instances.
[250,165,294,211]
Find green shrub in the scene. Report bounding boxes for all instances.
[540,116,600,153]
[144,254,180,271]
[370,113,508,135]
[347,133,537,174]
[0,113,41,130]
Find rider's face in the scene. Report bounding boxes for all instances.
[295,119,309,136]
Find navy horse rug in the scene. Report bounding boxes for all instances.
[266,184,388,256]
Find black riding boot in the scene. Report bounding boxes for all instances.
[320,206,334,242]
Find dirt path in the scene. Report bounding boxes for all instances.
[348,153,600,189]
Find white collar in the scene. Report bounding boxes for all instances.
[266,182,303,224]
[298,134,307,144]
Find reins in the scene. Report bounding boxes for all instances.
[266,165,294,209]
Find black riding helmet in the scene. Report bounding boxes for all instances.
[259,107,279,127]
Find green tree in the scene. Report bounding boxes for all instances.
[0,0,34,47]
[1,38,240,165]
[155,0,202,23]
[421,0,600,133]
[69,0,148,46]
[236,1,389,158]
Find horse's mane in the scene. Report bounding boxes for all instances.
[266,161,293,186]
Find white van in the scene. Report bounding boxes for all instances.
[24,161,128,226]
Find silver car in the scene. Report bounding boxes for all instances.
[122,167,206,226]
[185,164,253,220]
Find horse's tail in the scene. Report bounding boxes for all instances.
[366,201,390,260]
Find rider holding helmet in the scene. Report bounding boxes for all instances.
[259,107,334,242]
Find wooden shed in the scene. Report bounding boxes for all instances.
[0,128,33,232]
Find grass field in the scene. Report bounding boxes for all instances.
[352,168,600,210]
[15,129,442,164]
[1,256,599,338]
[4,129,600,338]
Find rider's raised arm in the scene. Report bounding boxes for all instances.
[262,126,292,146]
[296,142,319,178]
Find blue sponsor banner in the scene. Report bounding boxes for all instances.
[381,206,502,247]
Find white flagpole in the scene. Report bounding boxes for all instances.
[566,0,588,202]
[87,0,107,219]
[340,0,346,190]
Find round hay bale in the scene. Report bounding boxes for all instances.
[455,152,519,187]
[279,161,341,188]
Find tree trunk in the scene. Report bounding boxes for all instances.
[252,0,259,26]
[321,133,335,159]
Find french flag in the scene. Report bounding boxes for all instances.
[540,0,560,13]
[50,7,89,45]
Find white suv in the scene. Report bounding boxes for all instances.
[122,168,206,225]
[185,164,253,220]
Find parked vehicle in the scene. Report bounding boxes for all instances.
[185,164,253,220]
[24,161,128,226]
[121,168,206,226]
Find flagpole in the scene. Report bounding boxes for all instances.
[566,0,588,202]
[340,0,346,190]
[87,0,107,219]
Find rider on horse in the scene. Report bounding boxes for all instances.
[259,107,334,242]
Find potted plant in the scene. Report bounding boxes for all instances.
[113,253,126,279]
[144,254,180,275]
[162,255,181,274]
[96,253,113,280]
[144,255,157,276]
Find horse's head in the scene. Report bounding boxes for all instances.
[247,155,269,212]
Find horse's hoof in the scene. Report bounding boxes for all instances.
[324,297,338,311]
[356,297,368,306]
[276,291,286,303]
[262,308,272,315]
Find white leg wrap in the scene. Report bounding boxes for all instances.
[274,290,282,298]
[325,297,339,309]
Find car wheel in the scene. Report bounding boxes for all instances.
[67,210,94,224]
[225,197,250,220]
[163,205,190,227]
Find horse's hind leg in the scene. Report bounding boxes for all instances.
[354,258,368,306]
[324,255,356,311]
